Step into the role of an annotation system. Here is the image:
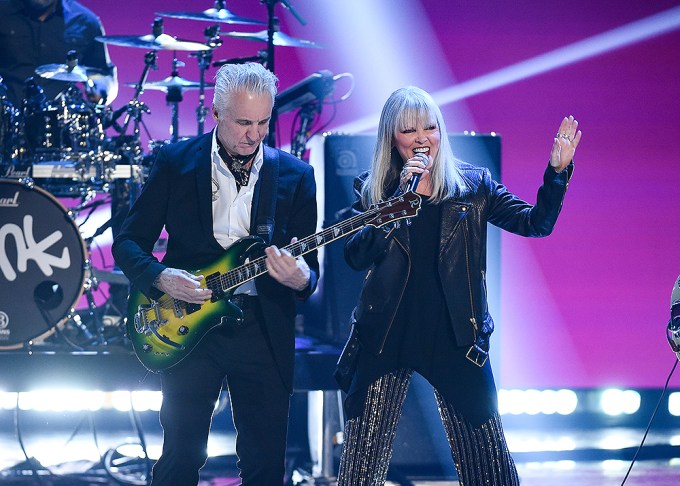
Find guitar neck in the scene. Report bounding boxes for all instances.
[218,198,404,291]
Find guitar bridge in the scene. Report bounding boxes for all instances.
[134,302,167,334]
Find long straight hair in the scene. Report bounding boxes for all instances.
[361,86,467,207]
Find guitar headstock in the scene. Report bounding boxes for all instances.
[365,191,422,228]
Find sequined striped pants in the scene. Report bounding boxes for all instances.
[337,368,520,486]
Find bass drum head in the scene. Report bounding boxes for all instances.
[0,180,86,347]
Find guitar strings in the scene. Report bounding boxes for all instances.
[217,194,418,292]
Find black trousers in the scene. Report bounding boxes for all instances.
[150,302,290,485]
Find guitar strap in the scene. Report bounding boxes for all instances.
[251,145,280,244]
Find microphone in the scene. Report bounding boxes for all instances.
[407,172,422,192]
[407,153,429,192]
[666,275,680,359]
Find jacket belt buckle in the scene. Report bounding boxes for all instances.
[466,344,488,368]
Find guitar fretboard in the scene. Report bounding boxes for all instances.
[217,192,420,292]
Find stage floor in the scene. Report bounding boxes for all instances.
[0,342,678,485]
[1,407,679,485]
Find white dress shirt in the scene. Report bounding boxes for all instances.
[211,130,262,295]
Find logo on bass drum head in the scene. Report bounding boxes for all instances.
[0,311,10,340]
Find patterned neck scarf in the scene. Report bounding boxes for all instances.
[217,139,257,189]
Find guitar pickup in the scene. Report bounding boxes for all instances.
[185,303,202,314]
[206,271,225,301]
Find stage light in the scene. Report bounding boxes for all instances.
[508,436,576,453]
[524,389,543,415]
[600,389,640,416]
[111,390,162,412]
[0,391,17,410]
[498,389,525,415]
[668,391,680,416]
[555,389,578,415]
[16,390,103,412]
[334,6,680,135]
[498,389,578,416]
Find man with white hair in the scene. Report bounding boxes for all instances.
[113,62,319,485]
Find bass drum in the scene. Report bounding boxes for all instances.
[0,180,86,348]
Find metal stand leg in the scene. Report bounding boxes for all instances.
[306,390,343,484]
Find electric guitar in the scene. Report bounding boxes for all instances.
[126,191,422,372]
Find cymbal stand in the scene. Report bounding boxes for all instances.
[167,53,184,143]
[194,25,222,136]
[120,50,156,141]
[261,0,306,147]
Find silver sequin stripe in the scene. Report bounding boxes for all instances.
[337,367,520,486]
[337,368,413,485]
[436,390,520,485]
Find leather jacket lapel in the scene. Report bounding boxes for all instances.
[440,198,469,254]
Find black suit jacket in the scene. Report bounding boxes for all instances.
[112,132,319,392]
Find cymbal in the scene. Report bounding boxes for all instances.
[157,8,264,25]
[225,30,323,49]
[95,33,211,51]
[35,63,107,82]
[126,75,215,92]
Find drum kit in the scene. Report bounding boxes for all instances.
[0,0,328,351]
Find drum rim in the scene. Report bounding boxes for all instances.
[0,179,88,349]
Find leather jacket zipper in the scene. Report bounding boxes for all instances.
[462,218,478,339]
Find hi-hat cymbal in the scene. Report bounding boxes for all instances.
[96,33,211,51]
[35,63,107,82]
[157,8,264,25]
[126,75,215,92]
[225,30,323,49]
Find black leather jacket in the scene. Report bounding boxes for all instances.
[337,161,573,384]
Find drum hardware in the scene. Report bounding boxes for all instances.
[130,53,218,143]
[193,25,222,136]
[34,50,108,84]
[260,0,317,146]
[131,73,216,91]
[156,0,265,25]
[110,49,157,149]
[224,29,323,49]
[95,17,212,52]
[112,19,222,142]
[0,97,21,165]
[32,160,143,180]
[1,77,29,167]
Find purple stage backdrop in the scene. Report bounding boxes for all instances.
[80,0,680,389]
